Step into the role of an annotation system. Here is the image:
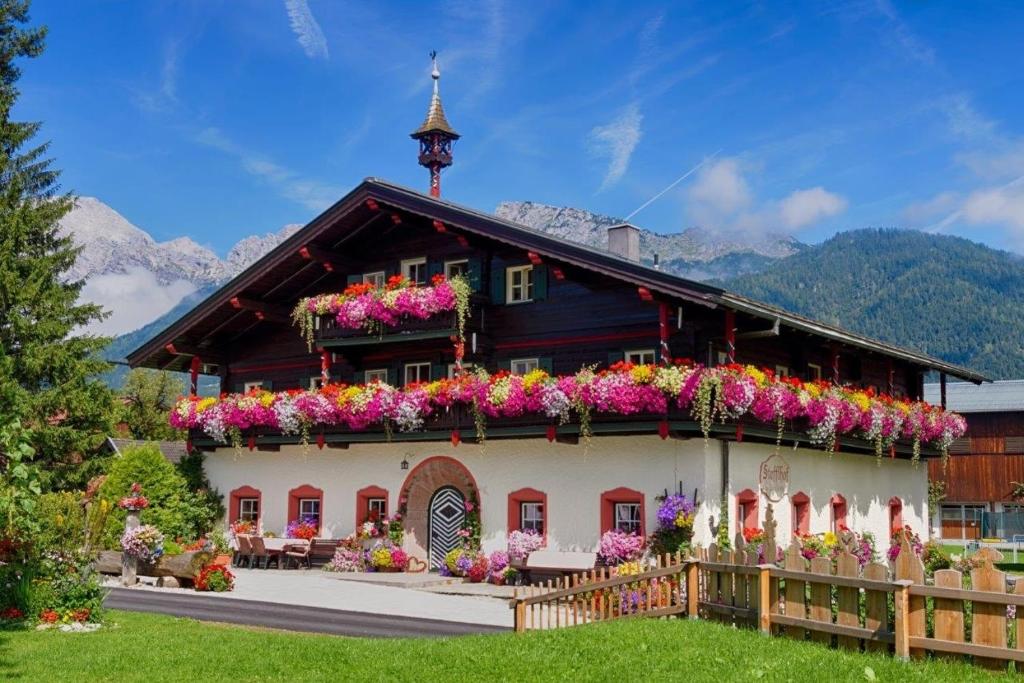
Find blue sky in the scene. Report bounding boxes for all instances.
[17,0,1024,254]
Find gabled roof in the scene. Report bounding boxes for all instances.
[104,437,188,464]
[127,178,987,384]
[923,380,1024,413]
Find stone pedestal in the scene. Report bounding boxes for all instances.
[121,509,141,586]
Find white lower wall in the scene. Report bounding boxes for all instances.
[203,435,928,556]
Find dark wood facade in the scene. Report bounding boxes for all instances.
[129,179,982,454]
[928,411,1024,503]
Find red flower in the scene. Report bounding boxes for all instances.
[72,608,91,623]
[39,609,59,624]
[431,273,447,285]
[0,607,24,620]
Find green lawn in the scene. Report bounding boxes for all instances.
[1,610,1010,681]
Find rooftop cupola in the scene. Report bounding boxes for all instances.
[411,51,460,198]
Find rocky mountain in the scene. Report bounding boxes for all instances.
[495,201,804,280]
[60,197,300,336]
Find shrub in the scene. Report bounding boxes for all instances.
[99,444,212,547]
[25,552,105,624]
[36,492,85,554]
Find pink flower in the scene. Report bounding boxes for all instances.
[464,501,474,512]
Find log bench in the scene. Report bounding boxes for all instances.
[518,550,598,585]
[94,550,212,587]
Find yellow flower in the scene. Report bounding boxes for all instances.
[851,392,870,412]
[100,500,111,513]
[745,365,767,387]
[259,391,275,407]
[804,384,822,399]
[617,561,641,576]
[196,397,217,413]
[823,531,837,547]
[522,369,549,391]
[630,365,654,384]
[55,514,65,527]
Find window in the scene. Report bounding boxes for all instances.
[717,351,729,366]
[521,502,545,534]
[508,488,548,541]
[506,265,534,303]
[601,487,645,535]
[356,486,389,526]
[625,349,657,365]
[737,489,759,533]
[299,498,320,524]
[775,365,790,377]
[309,376,325,390]
[362,271,386,287]
[831,494,848,532]
[401,257,427,284]
[368,498,387,519]
[445,259,468,279]
[243,380,264,392]
[510,358,539,375]
[229,486,261,526]
[792,492,810,535]
[404,362,431,385]
[239,498,260,522]
[615,503,642,534]
[807,363,823,381]
[364,368,388,384]
[447,363,474,378]
[888,497,903,533]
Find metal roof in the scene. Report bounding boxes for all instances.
[923,380,1024,413]
[126,177,988,384]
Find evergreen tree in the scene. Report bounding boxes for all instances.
[117,368,184,441]
[0,0,113,490]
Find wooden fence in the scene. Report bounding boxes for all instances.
[509,506,1024,672]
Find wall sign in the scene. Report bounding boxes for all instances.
[759,453,790,503]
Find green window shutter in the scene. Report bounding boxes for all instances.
[430,362,447,381]
[491,264,506,305]
[233,382,245,393]
[533,265,548,300]
[386,262,400,278]
[466,257,482,291]
[607,351,624,367]
[427,260,444,280]
[346,274,361,286]
[538,357,553,374]
[390,363,402,386]
[263,380,274,391]
[352,370,364,385]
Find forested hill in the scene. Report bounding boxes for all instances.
[724,229,1024,380]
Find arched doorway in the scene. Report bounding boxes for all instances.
[399,456,479,568]
[428,486,466,569]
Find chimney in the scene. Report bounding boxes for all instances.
[607,223,640,262]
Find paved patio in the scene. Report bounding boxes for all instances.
[118,568,513,628]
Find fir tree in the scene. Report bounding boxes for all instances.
[0,0,113,489]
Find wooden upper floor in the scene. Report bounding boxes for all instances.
[128,179,985,398]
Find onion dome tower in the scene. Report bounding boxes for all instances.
[411,51,459,197]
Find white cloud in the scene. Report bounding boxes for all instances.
[939,93,996,142]
[195,127,341,211]
[687,158,752,219]
[589,103,643,192]
[962,179,1024,233]
[685,157,847,235]
[902,191,960,225]
[284,0,329,60]
[778,187,848,230]
[81,267,197,336]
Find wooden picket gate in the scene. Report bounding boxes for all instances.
[509,504,1024,673]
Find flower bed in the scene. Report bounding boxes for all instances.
[171,361,967,460]
[293,274,471,346]
[195,564,235,592]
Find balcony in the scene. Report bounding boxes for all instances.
[313,296,488,348]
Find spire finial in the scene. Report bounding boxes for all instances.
[430,50,440,93]
[411,50,459,198]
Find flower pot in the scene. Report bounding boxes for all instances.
[212,554,232,567]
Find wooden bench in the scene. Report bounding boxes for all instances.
[520,550,597,585]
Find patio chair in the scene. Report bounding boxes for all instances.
[284,542,312,569]
[249,535,282,569]
[309,538,341,567]
[235,534,253,568]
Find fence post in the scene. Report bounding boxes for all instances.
[686,560,699,619]
[757,564,772,635]
[893,580,913,661]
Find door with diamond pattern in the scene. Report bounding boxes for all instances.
[428,486,466,570]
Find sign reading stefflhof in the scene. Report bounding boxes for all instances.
[758,453,790,503]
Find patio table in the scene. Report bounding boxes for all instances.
[263,538,310,552]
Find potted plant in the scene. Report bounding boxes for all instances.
[209,526,232,566]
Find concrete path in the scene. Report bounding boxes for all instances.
[110,568,514,629]
[105,589,509,638]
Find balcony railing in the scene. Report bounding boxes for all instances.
[314,297,487,347]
